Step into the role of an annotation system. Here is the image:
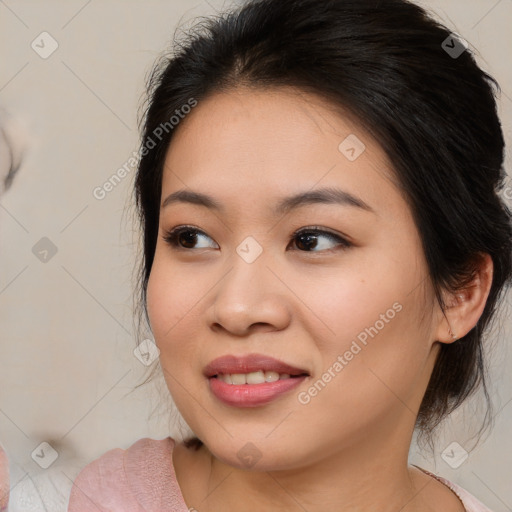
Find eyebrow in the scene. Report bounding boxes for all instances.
[161,186,375,215]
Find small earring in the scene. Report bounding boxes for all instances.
[448,327,457,341]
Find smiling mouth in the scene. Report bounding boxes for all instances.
[204,354,310,407]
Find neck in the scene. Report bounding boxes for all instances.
[187,410,432,512]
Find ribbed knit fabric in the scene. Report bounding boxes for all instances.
[0,445,8,512]
[67,437,493,511]
[68,437,189,512]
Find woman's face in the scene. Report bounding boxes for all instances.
[146,87,444,470]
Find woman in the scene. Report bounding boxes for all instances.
[68,0,512,510]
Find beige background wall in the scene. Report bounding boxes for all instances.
[1,1,511,510]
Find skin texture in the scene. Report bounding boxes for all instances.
[146,87,493,512]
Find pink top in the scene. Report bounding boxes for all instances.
[0,445,8,512]
[67,437,493,512]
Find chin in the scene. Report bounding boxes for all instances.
[201,433,309,472]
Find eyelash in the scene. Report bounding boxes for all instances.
[162,225,352,253]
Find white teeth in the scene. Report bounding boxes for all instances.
[217,371,296,385]
[246,370,265,384]
[231,373,247,385]
[264,371,280,383]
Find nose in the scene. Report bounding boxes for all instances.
[208,255,291,337]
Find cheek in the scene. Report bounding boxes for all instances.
[145,253,207,373]
[313,285,432,424]
[294,255,408,351]
[145,263,165,340]
[304,252,432,399]
[146,253,197,343]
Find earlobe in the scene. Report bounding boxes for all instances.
[435,253,493,344]
[447,323,458,342]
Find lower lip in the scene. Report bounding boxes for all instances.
[208,376,307,407]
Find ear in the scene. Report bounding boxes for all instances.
[434,253,493,343]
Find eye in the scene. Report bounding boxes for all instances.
[162,226,218,250]
[163,225,352,253]
[288,226,352,252]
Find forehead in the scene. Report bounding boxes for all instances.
[160,87,404,220]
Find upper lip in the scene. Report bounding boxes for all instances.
[203,353,309,377]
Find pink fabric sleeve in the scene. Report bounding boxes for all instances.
[414,465,494,512]
[0,445,8,512]
[435,475,494,512]
[67,437,189,512]
[68,446,142,512]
